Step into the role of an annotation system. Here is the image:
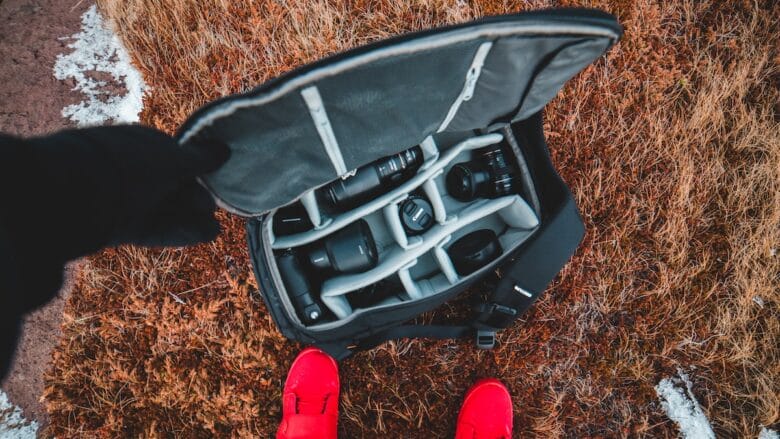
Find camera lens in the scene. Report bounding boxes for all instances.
[308,219,378,274]
[445,162,491,202]
[273,202,314,236]
[448,229,503,276]
[399,195,434,235]
[323,146,424,210]
[445,144,518,202]
[276,250,323,324]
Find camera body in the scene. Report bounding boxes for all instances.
[446,144,519,202]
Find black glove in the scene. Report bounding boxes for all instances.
[0,125,229,380]
[2,125,229,261]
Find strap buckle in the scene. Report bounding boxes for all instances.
[475,302,517,320]
[476,330,496,349]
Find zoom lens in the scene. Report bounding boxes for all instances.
[445,144,518,202]
[307,219,378,274]
[323,146,424,211]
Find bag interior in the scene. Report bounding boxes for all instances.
[261,127,540,326]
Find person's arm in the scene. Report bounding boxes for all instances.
[0,126,228,380]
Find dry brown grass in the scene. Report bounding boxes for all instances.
[43,0,779,437]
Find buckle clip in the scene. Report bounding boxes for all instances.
[476,330,495,349]
[476,302,517,318]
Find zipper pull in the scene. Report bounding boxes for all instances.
[462,67,479,101]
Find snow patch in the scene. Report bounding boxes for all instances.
[655,369,715,439]
[53,5,146,126]
[759,427,779,439]
[0,390,38,439]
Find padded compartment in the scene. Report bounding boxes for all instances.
[266,129,542,325]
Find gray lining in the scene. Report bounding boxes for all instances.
[180,22,617,145]
[301,86,348,176]
[190,21,617,216]
[437,41,493,132]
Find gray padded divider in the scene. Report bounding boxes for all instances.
[271,133,503,249]
[398,261,423,300]
[433,235,459,284]
[300,189,330,229]
[422,175,449,224]
[321,195,532,318]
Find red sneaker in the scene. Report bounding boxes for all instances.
[454,378,513,439]
[276,348,340,439]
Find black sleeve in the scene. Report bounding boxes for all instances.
[1,134,68,381]
[0,126,226,381]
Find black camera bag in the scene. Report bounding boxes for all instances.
[178,9,622,359]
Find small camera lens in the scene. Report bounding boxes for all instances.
[273,202,314,236]
[448,229,503,276]
[399,195,434,235]
[307,219,378,274]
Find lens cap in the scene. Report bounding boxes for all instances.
[399,195,434,235]
[448,229,503,276]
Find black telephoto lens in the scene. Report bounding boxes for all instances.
[448,229,503,276]
[399,195,434,235]
[307,219,378,274]
[445,144,518,202]
[323,146,424,210]
[276,250,323,324]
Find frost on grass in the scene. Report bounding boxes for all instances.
[655,369,715,439]
[53,5,146,126]
[759,427,780,439]
[0,390,38,439]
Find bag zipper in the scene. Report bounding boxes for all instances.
[437,41,493,132]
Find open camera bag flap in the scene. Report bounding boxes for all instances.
[178,8,622,359]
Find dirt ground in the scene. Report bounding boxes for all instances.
[0,0,90,428]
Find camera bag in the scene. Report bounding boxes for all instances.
[178,8,622,359]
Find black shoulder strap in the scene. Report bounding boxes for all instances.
[474,195,584,332]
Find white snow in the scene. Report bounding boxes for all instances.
[0,390,38,439]
[53,5,146,126]
[655,369,716,439]
[759,427,780,439]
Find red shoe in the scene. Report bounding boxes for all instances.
[454,378,513,439]
[276,348,340,439]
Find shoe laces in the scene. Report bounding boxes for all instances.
[296,392,331,415]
